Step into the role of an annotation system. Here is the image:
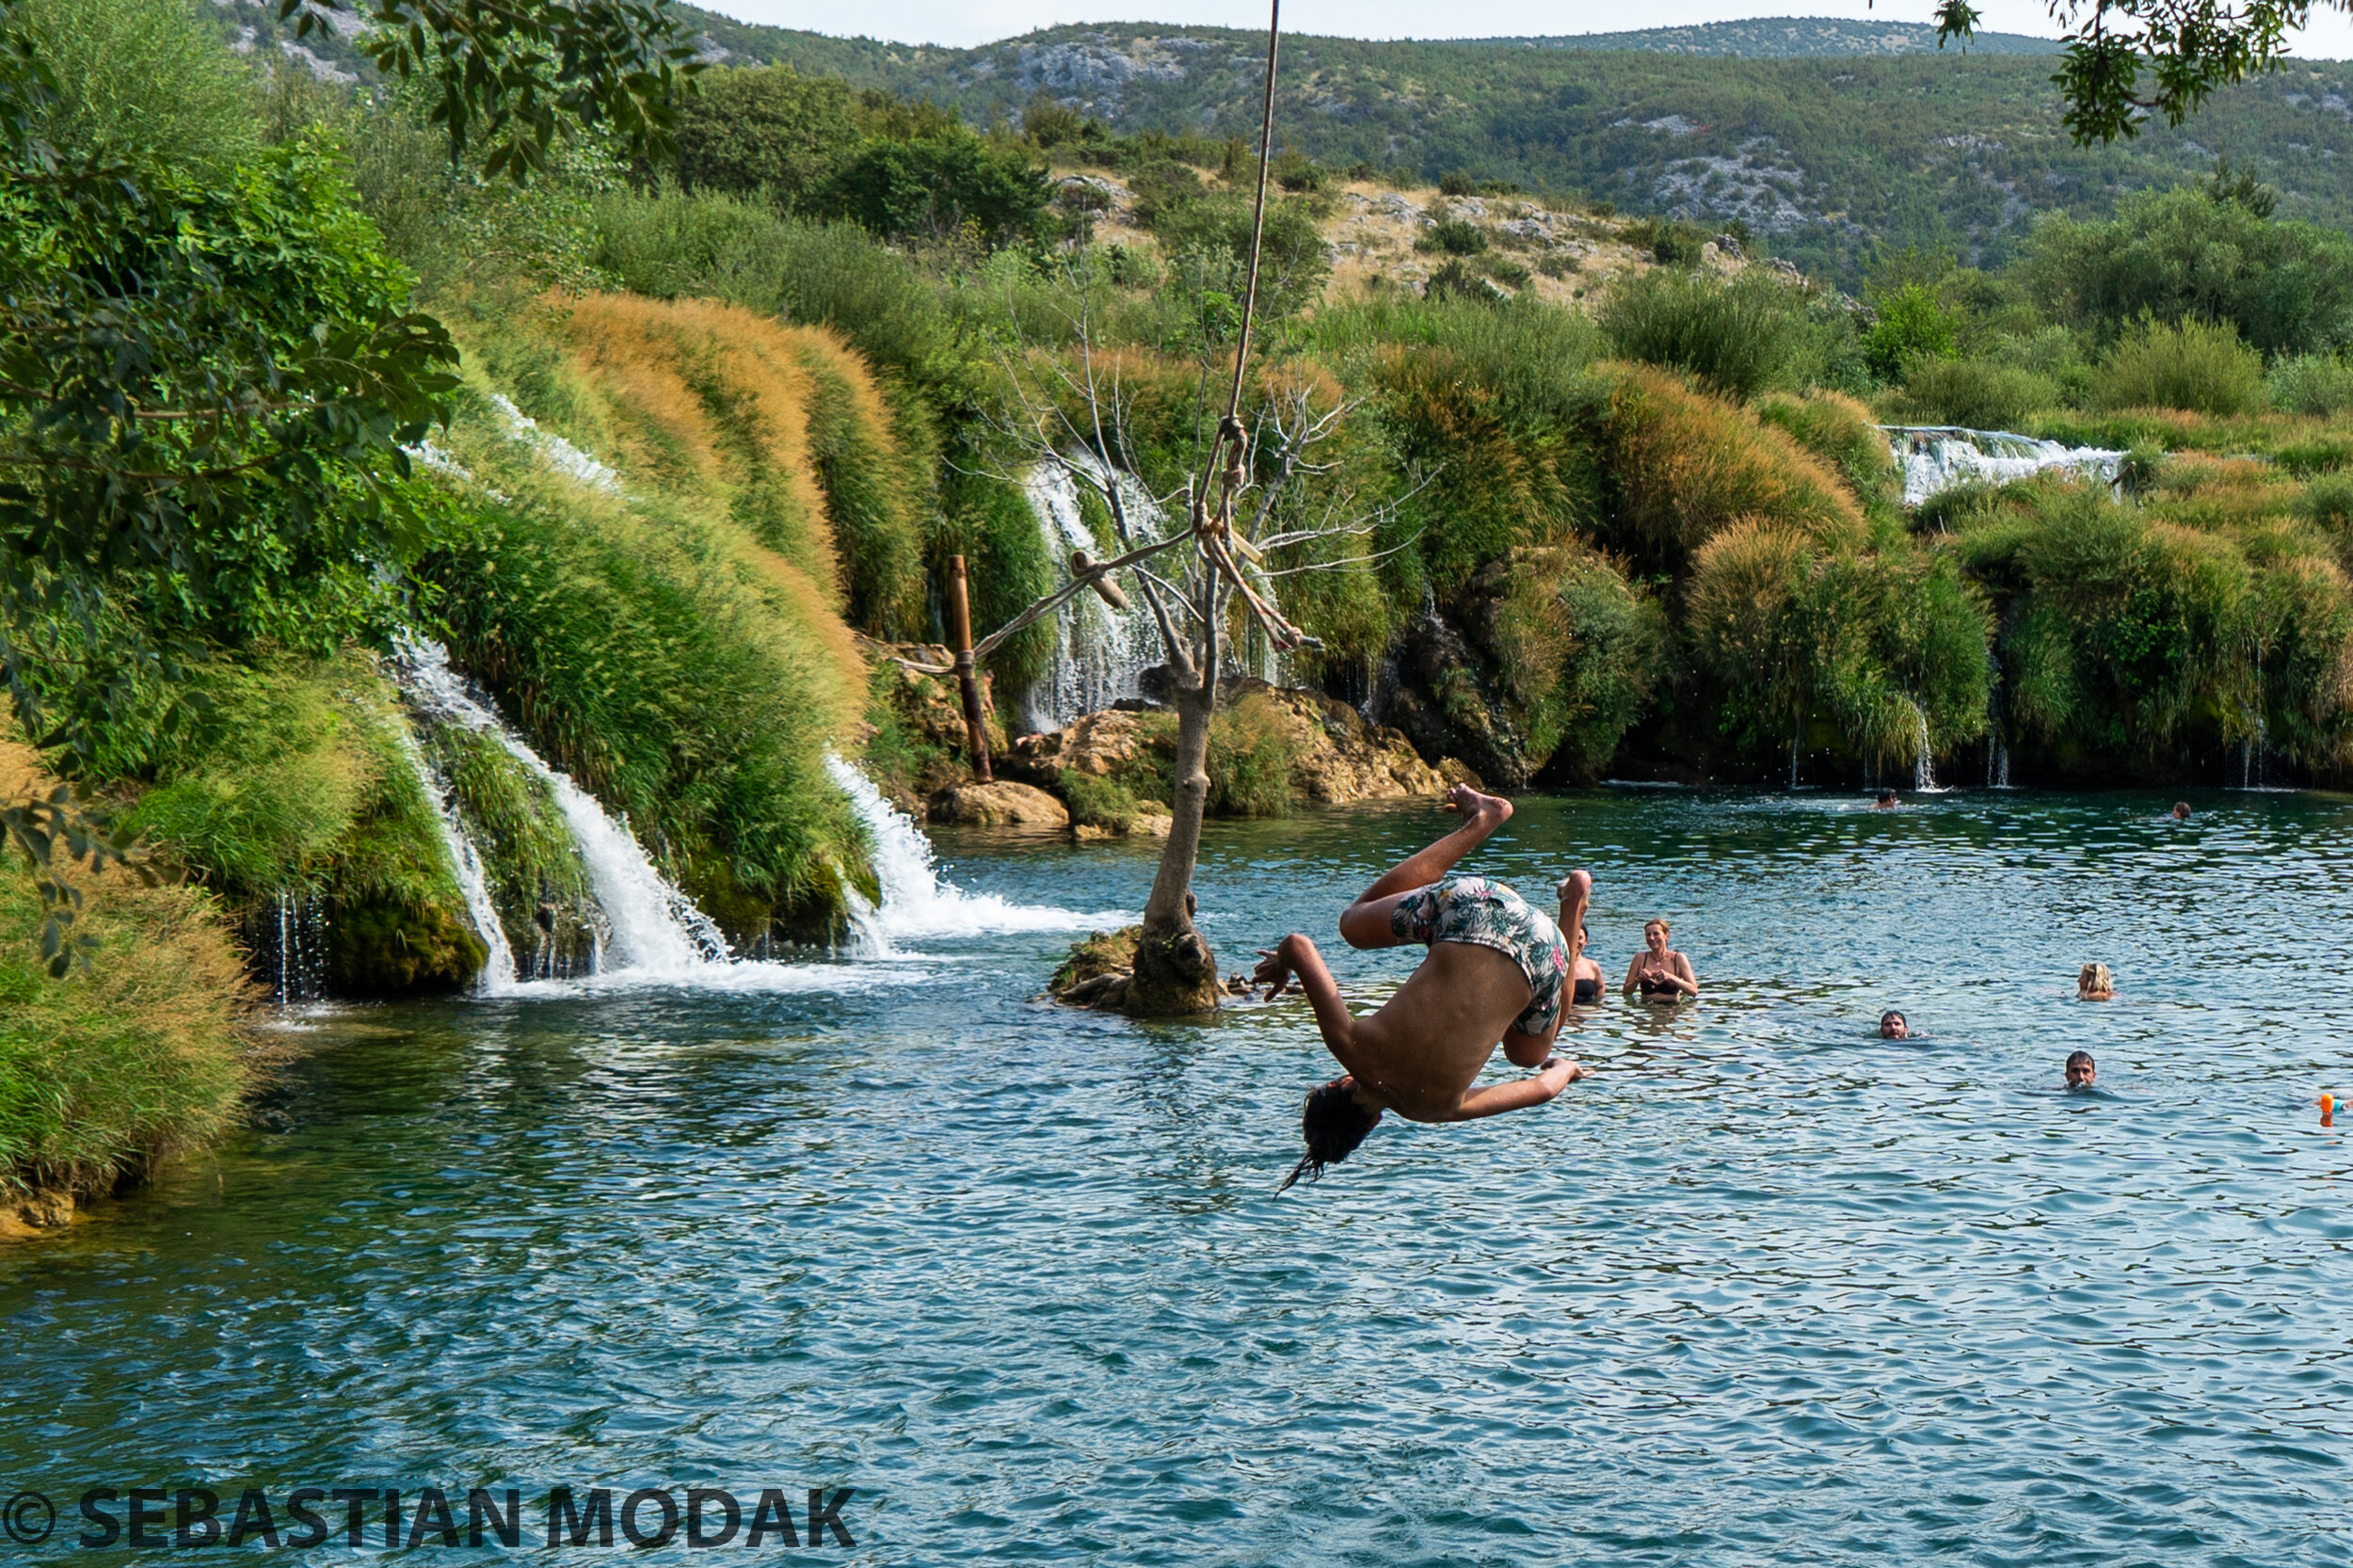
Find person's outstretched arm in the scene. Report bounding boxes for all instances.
[1443,1058,1588,1121]
[1255,934,1366,1075]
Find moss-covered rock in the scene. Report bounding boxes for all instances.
[326,897,488,998]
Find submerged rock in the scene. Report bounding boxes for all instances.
[928,780,1070,828]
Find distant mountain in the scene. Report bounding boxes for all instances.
[1484,17,2059,56]
[678,12,2353,281]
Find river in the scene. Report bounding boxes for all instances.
[3,789,2348,1564]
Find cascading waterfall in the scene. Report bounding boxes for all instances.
[393,637,730,980]
[397,728,520,995]
[1884,426,2127,508]
[826,754,1108,943]
[1911,703,1941,792]
[1021,458,1161,732]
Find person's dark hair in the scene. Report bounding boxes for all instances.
[1876,788,1898,806]
[1881,1010,1906,1032]
[1280,1080,1382,1192]
[2065,1050,2095,1071]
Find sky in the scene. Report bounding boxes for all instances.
[703,0,2353,59]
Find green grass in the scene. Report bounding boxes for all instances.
[0,736,252,1203]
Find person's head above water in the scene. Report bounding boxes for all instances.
[2065,1050,2097,1089]
[1280,1077,1383,1192]
[1643,918,1671,952]
[1880,1010,1910,1039]
[2078,962,2115,1000]
[1873,789,1898,809]
[2171,801,2191,821]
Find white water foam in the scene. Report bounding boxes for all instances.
[395,726,520,995]
[488,392,622,493]
[394,637,731,981]
[826,754,1116,942]
[1021,456,1160,731]
[1885,426,2126,508]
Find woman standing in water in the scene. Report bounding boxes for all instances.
[1254,786,1592,1190]
[1623,918,1699,1003]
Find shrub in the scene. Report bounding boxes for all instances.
[19,0,259,175]
[1058,770,1142,832]
[1490,544,1667,779]
[1754,391,1901,509]
[1862,282,1958,381]
[1438,169,1476,197]
[1600,365,1865,570]
[1599,269,1814,402]
[1423,218,1489,256]
[2,732,251,1202]
[2268,353,2353,417]
[2092,317,2267,416]
[825,132,1052,245]
[1892,356,2061,430]
[1624,216,1707,267]
[2025,183,2353,358]
[1206,693,1299,817]
[673,66,862,209]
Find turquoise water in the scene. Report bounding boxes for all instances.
[4,789,2351,1564]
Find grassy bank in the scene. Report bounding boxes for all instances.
[0,734,254,1220]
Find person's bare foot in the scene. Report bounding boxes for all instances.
[1444,783,1512,828]
[1556,868,1593,904]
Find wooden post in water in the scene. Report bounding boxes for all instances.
[946,554,993,783]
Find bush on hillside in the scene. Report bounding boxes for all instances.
[19,0,258,174]
[672,66,862,208]
[1599,366,1865,572]
[1861,282,1958,381]
[2025,184,2353,358]
[826,132,1052,246]
[2268,353,2353,418]
[1892,356,2061,431]
[1599,269,1814,402]
[1753,391,1902,509]
[2092,317,2267,416]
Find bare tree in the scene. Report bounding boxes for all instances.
[903,282,1413,1014]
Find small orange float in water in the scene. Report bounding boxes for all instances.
[2324,1093,2336,1128]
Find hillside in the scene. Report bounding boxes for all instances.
[664,10,2353,281]
[1486,18,2058,56]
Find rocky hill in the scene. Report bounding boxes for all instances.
[667,10,2353,283]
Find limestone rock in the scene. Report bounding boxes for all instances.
[928,780,1069,828]
[1009,708,1162,780]
[1223,680,1451,803]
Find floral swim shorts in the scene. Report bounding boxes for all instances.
[1389,874,1570,1038]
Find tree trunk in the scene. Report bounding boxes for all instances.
[1124,669,1222,1016]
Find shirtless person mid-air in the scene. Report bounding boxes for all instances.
[1255,786,1592,1190]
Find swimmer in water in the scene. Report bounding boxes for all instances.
[2171,801,2191,822]
[2065,1050,2097,1089]
[1880,1010,1911,1039]
[1256,785,1592,1191]
[2077,962,2114,1000]
[1622,918,1698,1003]
[1572,925,1605,1007]
[1873,789,1899,809]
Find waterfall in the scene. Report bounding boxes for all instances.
[396,728,520,995]
[1910,703,1942,793]
[826,754,1110,940]
[1020,457,1161,732]
[1788,709,1802,791]
[256,891,330,1006]
[393,637,731,980]
[1883,426,2127,508]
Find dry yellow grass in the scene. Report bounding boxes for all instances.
[1604,364,1865,561]
[0,729,255,1217]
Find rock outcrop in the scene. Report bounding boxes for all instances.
[1009,680,1463,808]
[928,780,1070,828]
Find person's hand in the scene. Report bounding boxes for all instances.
[1252,947,1294,998]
